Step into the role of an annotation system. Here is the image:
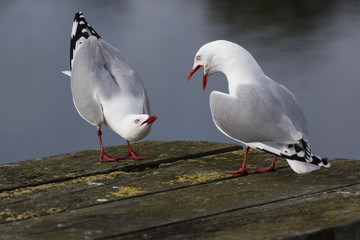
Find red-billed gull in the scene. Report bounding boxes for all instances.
[188,40,330,174]
[63,12,157,162]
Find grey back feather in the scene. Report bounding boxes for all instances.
[210,80,308,144]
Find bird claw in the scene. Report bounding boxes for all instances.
[99,154,120,162]
[123,150,148,161]
[226,168,253,175]
[254,166,276,173]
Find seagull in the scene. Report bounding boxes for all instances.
[63,12,157,162]
[187,40,330,174]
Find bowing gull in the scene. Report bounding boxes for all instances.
[187,40,330,174]
[63,12,157,162]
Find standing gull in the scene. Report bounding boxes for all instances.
[63,12,157,162]
[187,40,330,174]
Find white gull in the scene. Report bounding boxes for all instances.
[63,12,157,162]
[187,40,330,174]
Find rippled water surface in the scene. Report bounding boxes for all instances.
[0,0,359,163]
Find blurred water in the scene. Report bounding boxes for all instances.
[0,0,359,163]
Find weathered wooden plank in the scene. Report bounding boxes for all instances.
[119,184,360,240]
[0,149,277,225]
[0,141,241,191]
[2,182,359,240]
[0,141,359,240]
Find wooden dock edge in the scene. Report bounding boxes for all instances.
[0,141,359,240]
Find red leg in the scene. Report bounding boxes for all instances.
[97,128,120,162]
[226,146,252,175]
[122,140,148,160]
[254,155,277,173]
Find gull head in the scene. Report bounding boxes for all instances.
[187,47,212,91]
[187,40,262,90]
[187,40,232,91]
[118,114,157,142]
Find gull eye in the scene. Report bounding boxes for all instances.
[196,55,201,61]
[134,119,140,124]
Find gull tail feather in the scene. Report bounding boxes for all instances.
[286,155,330,174]
[70,11,102,70]
[62,70,71,77]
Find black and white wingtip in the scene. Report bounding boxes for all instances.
[69,12,101,70]
[283,140,331,174]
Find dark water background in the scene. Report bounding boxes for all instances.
[0,0,359,163]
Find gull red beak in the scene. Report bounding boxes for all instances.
[187,65,208,91]
[141,114,158,126]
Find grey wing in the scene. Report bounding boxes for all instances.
[143,92,151,114]
[210,83,307,145]
[266,80,308,138]
[71,37,114,126]
[98,40,150,110]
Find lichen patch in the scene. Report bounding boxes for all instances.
[163,172,228,185]
[111,187,146,197]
